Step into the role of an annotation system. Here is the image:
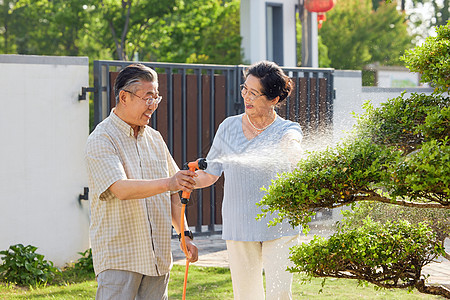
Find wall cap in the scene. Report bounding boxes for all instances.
[362,86,435,93]
[0,54,88,66]
[334,70,361,78]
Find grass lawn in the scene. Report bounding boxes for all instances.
[0,265,444,299]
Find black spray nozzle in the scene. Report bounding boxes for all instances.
[197,158,207,170]
[183,158,207,171]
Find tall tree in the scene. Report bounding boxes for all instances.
[1,0,240,63]
[141,0,242,64]
[87,0,176,61]
[3,0,91,56]
[9,0,58,55]
[4,0,242,64]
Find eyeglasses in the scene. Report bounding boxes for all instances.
[123,90,162,106]
[240,84,264,101]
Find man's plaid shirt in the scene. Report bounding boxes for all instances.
[85,110,178,276]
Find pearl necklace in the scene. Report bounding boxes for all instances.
[246,112,276,131]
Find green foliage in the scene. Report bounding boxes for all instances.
[56,248,95,284]
[149,0,242,64]
[259,19,449,296]
[0,0,18,53]
[362,69,376,86]
[355,92,449,151]
[0,244,60,287]
[401,21,450,93]
[257,138,399,229]
[88,0,177,60]
[1,0,243,65]
[354,92,450,203]
[259,91,449,230]
[385,138,450,202]
[73,248,94,276]
[289,219,445,290]
[319,0,412,70]
[340,202,450,244]
[3,0,92,56]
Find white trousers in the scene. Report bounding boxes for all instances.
[226,234,300,300]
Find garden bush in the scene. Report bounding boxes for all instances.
[73,248,94,276]
[257,21,450,298]
[0,244,60,287]
[289,219,445,293]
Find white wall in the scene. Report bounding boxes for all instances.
[332,70,364,143]
[378,70,420,88]
[0,55,90,267]
[240,0,298,67]
[333,70,435,144]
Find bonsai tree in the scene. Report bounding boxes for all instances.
[258,22,449,298]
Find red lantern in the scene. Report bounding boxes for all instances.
[305,0,336,13]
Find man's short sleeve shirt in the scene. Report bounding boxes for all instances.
[85,111,179,276]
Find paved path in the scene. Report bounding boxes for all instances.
[172,234,450,288]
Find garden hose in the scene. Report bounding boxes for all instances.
[180,158,207,300]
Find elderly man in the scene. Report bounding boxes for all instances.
[85,64,198,300]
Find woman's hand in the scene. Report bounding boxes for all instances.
[194,170,219,189]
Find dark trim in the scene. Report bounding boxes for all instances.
[265,3,284,66]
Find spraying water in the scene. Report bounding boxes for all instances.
[203,115,339,240]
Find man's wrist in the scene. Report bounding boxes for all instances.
[178,230,194,241]
[165,178,172,193]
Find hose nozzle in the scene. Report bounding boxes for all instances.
[181,158,207,204]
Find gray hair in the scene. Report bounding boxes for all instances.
[114,64,158,104]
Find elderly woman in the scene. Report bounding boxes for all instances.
[195,61,303,299]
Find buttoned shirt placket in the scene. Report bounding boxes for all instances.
[135,131,160,275]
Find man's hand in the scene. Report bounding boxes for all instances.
[168,170,197,193]
[181,238,198,263]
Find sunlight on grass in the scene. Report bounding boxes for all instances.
[0,281,97,299]
[291,275,444,299]
[0,265,444,299]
